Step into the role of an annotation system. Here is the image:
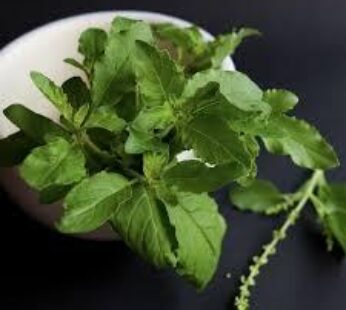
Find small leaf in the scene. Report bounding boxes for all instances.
[62,77,91,110]
[85,106,126,134]
[181,114,252,166]
[20,138,86,191]
[58,171,132,233]
[0,131,37,167]
[134,40,186,107]
[163,160,247,193]
[3,104,70,143]
[261,115,339,170]
[183,69,270,113]
[230,180,286,213]
[78,28,107,71]
[317,184,346,253]
[111,183,177,268]
[263,89,299,113]
[163,191,226,289]
[31,72,73,121]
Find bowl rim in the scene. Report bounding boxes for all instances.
[0,10,235,70]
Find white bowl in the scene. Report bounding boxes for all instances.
[0,11,235,240]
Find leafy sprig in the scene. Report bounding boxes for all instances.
[0,16,342,299]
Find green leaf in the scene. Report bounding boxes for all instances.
[30,72,74,121]
[318,184,346,253]
[125,127,166,154]
[92,21,153,107]
[263,89,299,113]
[134,40,186,107]
[261,115,339,170]
[58,171,132,233]
[112,183,177,268]
[62,77,91,110]
[183,69,270,112]
[230,180,286,213]
[131,104,173,133]
[78,28,107,70]
[20,137,86,191]
[3,104,70,143]
[0,131,37,167]
[163,191,226,289]
[163,160,247,193]
[84,106,126,134]
[181,114,252,166]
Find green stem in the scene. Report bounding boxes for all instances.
[235,170,323,310]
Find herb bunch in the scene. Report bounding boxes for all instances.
[0,17,341,297]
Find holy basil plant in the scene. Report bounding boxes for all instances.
[0,17,342,307]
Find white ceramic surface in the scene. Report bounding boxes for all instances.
[0,11,235,240]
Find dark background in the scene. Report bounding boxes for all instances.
[1,1,346,309]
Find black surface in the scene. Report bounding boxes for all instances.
[1,1,346,309]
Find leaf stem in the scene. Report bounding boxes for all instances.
[235,170,323,310]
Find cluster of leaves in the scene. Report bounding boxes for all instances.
[0,17,340,294]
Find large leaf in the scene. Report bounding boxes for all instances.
[31,72,73,121]
[0,131,37,167]
[20,138,86,191]
[318,184,346,253]
[111,183,177,268]
[164,191,226,289]
[58,171,132,233]
[183,69,270,113]
[134,40,186,107]
[163,160,246,193]
[261,115,339,170]
[181,114,252,166]
[92,20,153,107]
[3,104,70,143]
[230,180,286,213]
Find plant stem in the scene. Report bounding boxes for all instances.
[235,170,323,310]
